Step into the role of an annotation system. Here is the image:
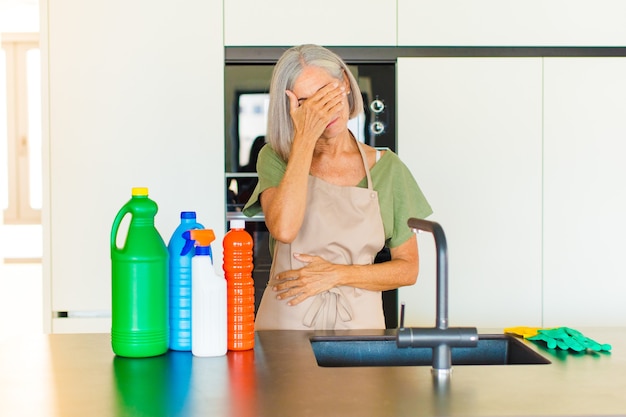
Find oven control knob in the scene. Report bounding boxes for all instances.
[370,121,385,135]
[370,99,385,114]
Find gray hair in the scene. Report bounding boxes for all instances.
[267,44,364,161]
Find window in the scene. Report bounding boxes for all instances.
[1,33,40,224]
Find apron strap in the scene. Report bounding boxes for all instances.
[353,134,374,191]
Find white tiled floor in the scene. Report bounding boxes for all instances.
[0,225,44,340]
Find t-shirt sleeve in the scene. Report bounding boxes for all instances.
[374,151,433,248]
[242,145,286,217]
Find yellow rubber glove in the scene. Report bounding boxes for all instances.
[504,326,544,338]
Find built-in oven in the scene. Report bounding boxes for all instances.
[224,48,398,328]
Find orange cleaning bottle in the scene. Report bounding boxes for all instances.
[223,220,255,350]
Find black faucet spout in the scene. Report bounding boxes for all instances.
[398,218,478,374]
[407,218,449,330]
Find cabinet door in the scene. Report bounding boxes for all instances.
[543,58,626,326]
[397,57,543,327]
[224,0,396,46]
[44,0,225,333]
[398,0,626,46]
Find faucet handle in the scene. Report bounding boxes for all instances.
[399,302,406,329]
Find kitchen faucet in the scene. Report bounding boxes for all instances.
[396,218,478,377]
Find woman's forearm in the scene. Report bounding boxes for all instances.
[261,135,316,243]
[273,235,419,305]
[340,235,419,291]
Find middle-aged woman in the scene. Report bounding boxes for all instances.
[243,44,432,330]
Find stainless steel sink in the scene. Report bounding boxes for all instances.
[310,334,551,367]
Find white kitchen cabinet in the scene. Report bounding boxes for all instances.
[224,0,396,46]
[396,57,543,328]
[398,0,626,46]
[42,0,225,333]
[543,58,626,327]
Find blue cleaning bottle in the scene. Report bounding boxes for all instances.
[167,211,204,351]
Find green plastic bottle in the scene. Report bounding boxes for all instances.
[111,187,169,357]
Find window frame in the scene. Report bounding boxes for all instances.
[1,32,40,225]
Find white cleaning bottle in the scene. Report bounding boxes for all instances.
[186,229,227,357]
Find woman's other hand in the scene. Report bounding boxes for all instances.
[272,253,344,306]
[271,236,419,306]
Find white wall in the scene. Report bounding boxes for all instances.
[542,58,626,327]
[224,0,396,46]
[397,0,626,46]
[397,56,626,328]
[0,1,39,32]
[397,57,543,328]
[42,0,224,332]
[224,0,626,47]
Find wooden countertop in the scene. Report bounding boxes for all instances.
[1,328,625,416]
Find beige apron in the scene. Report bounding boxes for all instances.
[255,141,386,330]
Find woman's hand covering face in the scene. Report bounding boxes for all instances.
[285,81,346,142]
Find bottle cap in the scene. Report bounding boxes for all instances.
[230,219,245,230]
[181,211,197,219]
[132,187,149,196]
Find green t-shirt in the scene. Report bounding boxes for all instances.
[243,145,433,250]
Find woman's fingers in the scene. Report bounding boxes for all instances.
[285,81,346,144]
[309,82,345,111]
[285,89,299,113]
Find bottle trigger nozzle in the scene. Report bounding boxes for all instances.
[180,230,194,256]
